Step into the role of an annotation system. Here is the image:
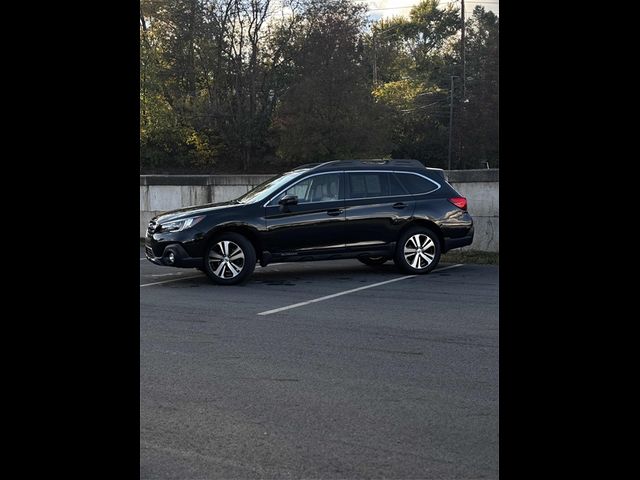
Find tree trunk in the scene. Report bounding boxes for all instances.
[243,147,251,172]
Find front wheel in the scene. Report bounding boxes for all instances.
[203,233,256,285]
[393,228,441,274]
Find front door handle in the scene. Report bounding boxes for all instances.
[326,208,344,216]
[393,202,408,209]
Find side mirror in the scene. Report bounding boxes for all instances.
[278,194,298,207]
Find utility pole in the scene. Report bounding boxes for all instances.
[461,0,466,98]
[372,30,378,86]
[448,75,458,171]
[459,1,466,168]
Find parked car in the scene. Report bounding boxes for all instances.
[145,159,473,285]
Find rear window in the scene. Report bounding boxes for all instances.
[396,172,439,194]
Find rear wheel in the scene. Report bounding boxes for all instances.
[357,256,390,266]
[203,233,256,285]
[394,227,441,274]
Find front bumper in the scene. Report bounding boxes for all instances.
[144,242,203,268]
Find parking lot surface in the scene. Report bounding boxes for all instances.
[140,246,498,479]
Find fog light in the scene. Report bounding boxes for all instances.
[166,252,175,264]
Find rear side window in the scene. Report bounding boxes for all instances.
[388,173,406,195]
[396,172,439,194]
[347,172,407,198]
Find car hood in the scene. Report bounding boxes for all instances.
[154,200,243,223]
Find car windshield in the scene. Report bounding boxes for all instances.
[236,168,311,204]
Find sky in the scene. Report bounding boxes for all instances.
[359,0,499,21]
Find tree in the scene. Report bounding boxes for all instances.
[459,6,499,168]
[140,0,219,170]
[140,0,307,172]
[366,0,461,168]
[273,0,392,165]
[139,0,498,172]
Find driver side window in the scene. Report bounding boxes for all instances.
[273,173,342,205]
[286,181,311,202]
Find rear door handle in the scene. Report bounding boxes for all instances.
[326,208,344,216]
[393,202,407,209]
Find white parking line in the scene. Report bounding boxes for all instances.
[257,264,464,316]
[140,275,203,288]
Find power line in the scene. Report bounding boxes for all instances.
[366,0,499,8]
[400,99,448,113]
[366,2,498,13]
[367,6,413,10]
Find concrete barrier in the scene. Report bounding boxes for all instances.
[447,169,499,252]
[140,169,499,252]
[140,174,273,239]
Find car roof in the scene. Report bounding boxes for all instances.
[309,159,427,172]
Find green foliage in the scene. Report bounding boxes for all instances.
[373,80,425,109]
[273,0,393,164]
[366,0,459,167]
[367,1,499,169]
[139,0,498,172]
[460,6,499,168]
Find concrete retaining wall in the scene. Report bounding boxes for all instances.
[140,169,499,252]
[140,175,273,239]
[446,169,499,252]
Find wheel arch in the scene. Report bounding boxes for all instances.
[398,218,445,251]
[205,224,264,260]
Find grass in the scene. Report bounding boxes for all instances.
[441,249,499,265]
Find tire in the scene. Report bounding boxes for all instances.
[203,232,256,285]
[393,227,441,274]
[358,256,390,266]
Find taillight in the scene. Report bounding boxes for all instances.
[449,197,467,210]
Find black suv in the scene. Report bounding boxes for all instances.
[145,160,474,285]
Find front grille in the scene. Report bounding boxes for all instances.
[145,246,154,258]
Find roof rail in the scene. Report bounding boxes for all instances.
[293,161,329,170]
[316,159,427,169]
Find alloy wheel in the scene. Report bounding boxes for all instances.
[208,240,245,279]
[403,234,435,270]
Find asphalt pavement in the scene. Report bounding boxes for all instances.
[140,246,499,479]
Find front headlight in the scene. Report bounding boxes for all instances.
[159,215,205,233]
